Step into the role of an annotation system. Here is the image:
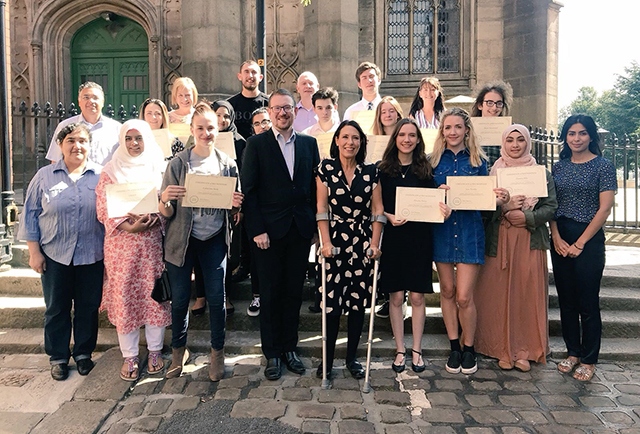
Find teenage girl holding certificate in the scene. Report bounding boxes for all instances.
[429,108,509,375]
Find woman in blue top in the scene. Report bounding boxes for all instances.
[429,108,509,375]
[550,114,616,382]
[19,123,104,381]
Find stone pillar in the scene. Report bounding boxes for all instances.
[303,0,359,115]
[503,0,562,128]
[180,0,245,98]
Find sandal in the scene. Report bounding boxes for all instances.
[410,349,426,373]
[573,363,596,382]
[392,350,406,373]
[498,360,514,370]
[557,357,579,374]
[120,356,140,382]
[514,359,531,372]
[147,351,165,375]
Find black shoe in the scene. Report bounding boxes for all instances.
[76,358,94,376]
[191,306,206,317]
[281,351,306,375]
[316,362,333,380]
[375,301,389,318]
[308,303,321,313]
[51,363,69,381]
[411,349,426,373]
[461,351,478,374]
[446,350,462,374]
[346,359,365,379]
[231,266,250,283]
[226,302,235,316]
[264,358,281,380]
[391,351,406,373]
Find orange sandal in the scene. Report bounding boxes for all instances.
[557,357,579,374]
[573,363,596,382]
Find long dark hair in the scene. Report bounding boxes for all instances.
[559,114,602,159]
[378,118,433,179]
[329,120,368,164]
[408,77,445,119]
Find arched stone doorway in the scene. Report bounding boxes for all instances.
[71,15,149,110]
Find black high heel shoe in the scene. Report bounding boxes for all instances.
[392,350,406,373]
[410,349,426,373]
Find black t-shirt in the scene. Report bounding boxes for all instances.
[227,92,269,140]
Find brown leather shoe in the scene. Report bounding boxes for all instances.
[166,347,189,379]
[209,348,225,381]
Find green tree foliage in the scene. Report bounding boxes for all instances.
[561,62,640,137]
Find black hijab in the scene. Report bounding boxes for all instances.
[211,99,246,167]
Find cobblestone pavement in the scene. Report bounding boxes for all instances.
[3,349,639,434]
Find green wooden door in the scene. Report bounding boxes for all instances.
[71,16,149,113]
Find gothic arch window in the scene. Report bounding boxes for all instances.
[387,0,460,75]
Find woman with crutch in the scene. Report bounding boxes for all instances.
[316,120,384,381]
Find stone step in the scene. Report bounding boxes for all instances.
[548,285,640,311]
[0,328,638,362]
[2,297,640,339]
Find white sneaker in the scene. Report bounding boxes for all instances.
[247,296,260,316]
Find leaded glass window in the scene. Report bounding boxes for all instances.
[387,0,460,75]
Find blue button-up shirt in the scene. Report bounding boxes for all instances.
[18,160,104,266]
[432,148,488,264]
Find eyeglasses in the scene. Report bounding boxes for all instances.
[483,100,504,108]
[270,105,294,113]
[252,119,272,128]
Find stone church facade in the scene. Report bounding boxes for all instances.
[9,0,562,128]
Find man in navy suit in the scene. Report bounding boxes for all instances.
[242,89,320,380]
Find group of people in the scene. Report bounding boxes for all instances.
[18,59,615,386]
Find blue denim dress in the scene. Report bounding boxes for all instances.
[432,148,488,264]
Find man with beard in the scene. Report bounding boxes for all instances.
[227,60,269,140]
[242,89,320,380]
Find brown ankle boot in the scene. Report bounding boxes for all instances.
[209,348,225,381]
[166,347,189,379]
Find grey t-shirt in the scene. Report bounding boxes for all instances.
[188,151,225,241]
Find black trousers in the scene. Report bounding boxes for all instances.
[253,223,310,358]
[550,218,605,364]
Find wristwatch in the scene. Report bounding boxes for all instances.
[160,198,172,208]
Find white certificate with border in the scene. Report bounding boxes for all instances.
[351,110,376,135]
[447,176,497,211]
[471,116,513,146]
[182,174,237,209]
[168,123,192,143]
[420,128,438,154]
[366,135,390,164]
[152,129,174,158]
[106,182,158,218]
[315,132,334,160]
[395,187,445,223]
[215,131,237,160]
[497,165,548,198]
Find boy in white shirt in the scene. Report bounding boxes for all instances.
[343,62,382,120]
[302,88,340,136]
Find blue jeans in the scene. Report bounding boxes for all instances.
[40,255,104,365]
[167,232,227,350]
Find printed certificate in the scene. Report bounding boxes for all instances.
[106,182,158,218]
[351,110,376,135]
[447,176,497,211]
[168,123,192,142]
[215,131,237,159]
[497,165,548,197]
[420,128,438,154]
[315,132,334,160]
[366,135,390,164]
[152,129,174,158]
[395,187,446,223]
[182,173,237,209]
[471,116,513,146]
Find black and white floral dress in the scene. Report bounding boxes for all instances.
[317,158,379,315]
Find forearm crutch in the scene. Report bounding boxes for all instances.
[363,221,385,393]
[316,215,337,390]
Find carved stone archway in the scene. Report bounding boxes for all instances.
[29,0,161,104]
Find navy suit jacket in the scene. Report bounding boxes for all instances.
[242,129,320,241]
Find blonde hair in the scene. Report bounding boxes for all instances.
[170,77,199,108]
[190,100,217,126]
[373,96,404,135]
[429,107,486,168]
